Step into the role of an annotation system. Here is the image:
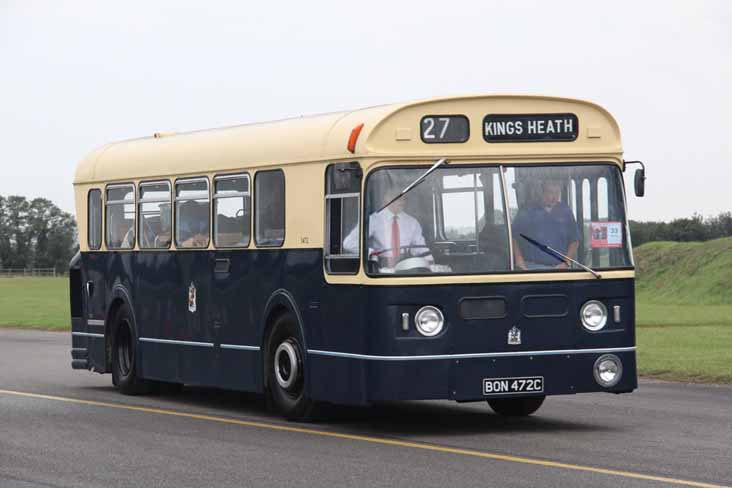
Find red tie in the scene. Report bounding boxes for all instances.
[390,215,400,267]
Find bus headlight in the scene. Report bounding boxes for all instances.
[414,306,444,337]
[594,354,623,387]
[580,300,607,331]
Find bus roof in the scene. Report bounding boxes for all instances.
[74,94,622,184]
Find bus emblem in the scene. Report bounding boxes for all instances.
[508,326,521,345]
[188,282,197,313]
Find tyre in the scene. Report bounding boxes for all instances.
[487,395,545,416]
[111,303,153,395]
[265,313,317,421]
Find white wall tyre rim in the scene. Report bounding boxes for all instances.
[274,340,299,390]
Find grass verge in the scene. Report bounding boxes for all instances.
[0,277,70,330]
[636,325,732,383]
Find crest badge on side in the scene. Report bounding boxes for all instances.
[507,326,521,345]
[188,282,197,313]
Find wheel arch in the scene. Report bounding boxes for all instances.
[104,285,137,371]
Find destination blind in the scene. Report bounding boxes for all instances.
[483,113,578,142]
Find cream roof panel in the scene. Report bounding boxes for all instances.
[74,95,622,185]
[74,111,368,184]
[364,94,622,158]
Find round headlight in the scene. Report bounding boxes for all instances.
[593,354,623,387]
[580,300,607,331]
[414,306,444,337]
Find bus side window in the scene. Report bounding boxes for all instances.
[325,162,361,274]
[88,189,102,250]
[214,174,250,248]
[175,178,210,249]
[139,181,172,249]
[255,170,285,247]
[105,184,135,249]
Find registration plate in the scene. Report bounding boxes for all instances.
[483,376,544,396]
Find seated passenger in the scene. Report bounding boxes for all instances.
[512,179,579,269]
[344,190,432,268]
[154,204,172,247]
[178,201,209,248]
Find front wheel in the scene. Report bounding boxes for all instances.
[265,313,318,421]
[487,396,545,416]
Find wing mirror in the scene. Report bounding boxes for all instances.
[634,168,645,197]
[625,161,646,197]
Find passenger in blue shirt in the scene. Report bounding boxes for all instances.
[512,180,579,270]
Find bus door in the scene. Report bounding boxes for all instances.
[209,174,257,391]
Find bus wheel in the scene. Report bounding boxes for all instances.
[111,304,152,395]
[487,396,545,416]
[266,313,316,421]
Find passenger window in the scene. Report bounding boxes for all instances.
[88,189,102,250]
[214,174,250,248]
[325,162,361,274]
[105,185,135,249]
[255,170,285,247]
[138,181,172,249]
[175,178,210,249]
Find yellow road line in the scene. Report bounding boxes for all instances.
[0,388,728,488]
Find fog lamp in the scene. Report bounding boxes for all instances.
[593,354,623,387]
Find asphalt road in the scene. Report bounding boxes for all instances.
[0,329,729,488]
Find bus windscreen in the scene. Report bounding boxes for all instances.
[361,164,632,276]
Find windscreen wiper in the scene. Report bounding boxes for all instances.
[377,158,449,213]
[520,234,602,279]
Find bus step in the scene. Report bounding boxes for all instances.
[71,359,89,370]
[71,348,88,360]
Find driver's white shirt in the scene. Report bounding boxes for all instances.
[343,207,430,259]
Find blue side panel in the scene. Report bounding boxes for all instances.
[79,249,329,392]
[77,248,636,406]
[135,252,181,382]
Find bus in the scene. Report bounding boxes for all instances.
[69,95,645,420]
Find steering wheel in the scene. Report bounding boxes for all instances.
[369,245,432,259]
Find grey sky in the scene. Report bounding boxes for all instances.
[2,1,730,221]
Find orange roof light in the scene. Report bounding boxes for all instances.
[347,123,364,153]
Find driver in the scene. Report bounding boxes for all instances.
[344,189,432,267]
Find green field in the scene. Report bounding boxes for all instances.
[1,240,730,383]
[634,238,732,383]
[0,277,70,330]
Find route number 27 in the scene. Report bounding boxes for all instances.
[420,115,468,143]
[422,117,451,140]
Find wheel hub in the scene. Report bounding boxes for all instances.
[274,339,300,390]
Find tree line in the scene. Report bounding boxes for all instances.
[629,212,732,247]
[0,195,78,273]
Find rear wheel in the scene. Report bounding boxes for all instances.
[487,396,545,416]
[265,313,317,421]
[111,304,153,395]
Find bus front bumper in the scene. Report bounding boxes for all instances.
[308,348,637,405]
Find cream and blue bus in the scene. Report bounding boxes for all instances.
[69,95,644,420]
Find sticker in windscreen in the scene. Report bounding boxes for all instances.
[590,222,623,248]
